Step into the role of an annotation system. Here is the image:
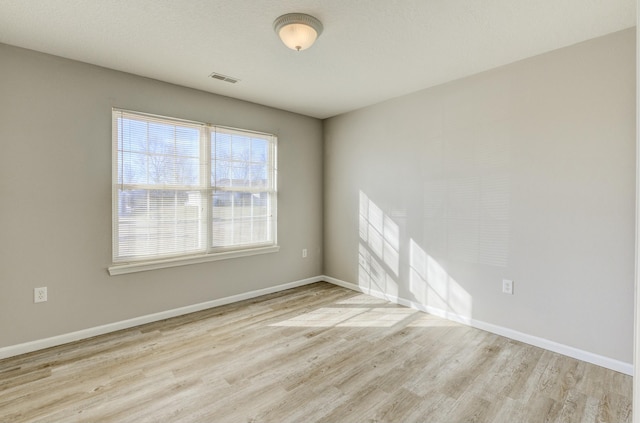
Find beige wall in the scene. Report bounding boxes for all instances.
[0,44,323,348]
[323,29,636,363]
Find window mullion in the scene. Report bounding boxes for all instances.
[204,127,213,253]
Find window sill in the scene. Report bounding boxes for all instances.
[108,245,280,276]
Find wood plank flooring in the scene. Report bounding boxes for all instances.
[0,282,632,422]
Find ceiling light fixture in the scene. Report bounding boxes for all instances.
[273,13,323,51]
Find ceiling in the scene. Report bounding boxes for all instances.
[0,0,635,119]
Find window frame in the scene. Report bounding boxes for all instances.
[108,109,278,276]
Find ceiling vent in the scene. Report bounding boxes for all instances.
[209,72,240,84]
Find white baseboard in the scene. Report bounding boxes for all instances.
[0,276,323,360]
[2,274,632,376]
[323,276,633,376]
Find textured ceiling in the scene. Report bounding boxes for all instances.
[0,0,635,119]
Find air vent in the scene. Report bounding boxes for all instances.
[209,72,240,84]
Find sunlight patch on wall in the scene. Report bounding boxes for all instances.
[359,191,401,297]
[359,244,399,298]
[383,215,400,274]
[409,239,473,321]
[359,191,400,276]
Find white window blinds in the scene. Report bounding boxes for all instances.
[112,109,277,264]
[211,128,277,249]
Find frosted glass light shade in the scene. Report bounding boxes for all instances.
[278,23,318,51]
[274,13,323,51]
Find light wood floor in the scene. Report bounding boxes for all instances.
[0,282,632,422]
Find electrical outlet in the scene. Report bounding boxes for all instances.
[502,279,513,295]
[34,287,47,303]
[302,248,308,258]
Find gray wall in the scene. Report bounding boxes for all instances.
[0,44,323,348]
[324,29,636,363]
[1,28,635,364]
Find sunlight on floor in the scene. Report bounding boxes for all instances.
[407,314,461,328]
[334,294,389,305]
[269,306,417,328]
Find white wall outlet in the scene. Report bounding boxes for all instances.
[302,248,308,258]
[34,287,47,303]
[502,279,514,295]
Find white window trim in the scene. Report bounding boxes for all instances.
[110,109,278,275]
[108,245,280,275]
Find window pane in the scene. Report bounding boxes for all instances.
[174,127,200,157]
[119,118,148,153]
[251,216,270,241]
[116,188,205,259]
[120,152,148,184]
[117,115,201,188]
[231,135,251,161]
[148,156,199,185]
[113,111,276,263]
[249,163,267,186]
[251,138,267,163]
[214,132,231,156]
[230,164,251,187]
[211,191,273,248]
[211,131,273,190]
[213,160,232,185]
[174,157,199,185]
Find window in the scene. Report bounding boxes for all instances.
[110,109,277,274]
